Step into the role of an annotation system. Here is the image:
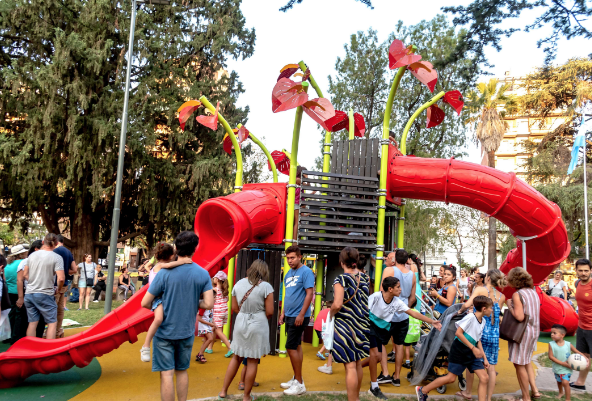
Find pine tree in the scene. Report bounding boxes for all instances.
[0,0,255,261]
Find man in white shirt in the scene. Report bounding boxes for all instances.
[24,233,64,339]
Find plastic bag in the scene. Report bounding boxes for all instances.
[321,314,335,351]
[0,309,10,342]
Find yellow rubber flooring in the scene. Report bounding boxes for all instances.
[70,333,541,400]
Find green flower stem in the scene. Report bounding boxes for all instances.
[237,124,278,183]
[279,81,309,357]
[375,67,406,293]
[200,95,242,342]
[400,91,445,155]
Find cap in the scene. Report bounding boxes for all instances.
[214,271,228,281]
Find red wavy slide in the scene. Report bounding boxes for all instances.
[0,183,286,388]
[386,148,578,334]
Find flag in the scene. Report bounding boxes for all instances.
[567,114,590,175]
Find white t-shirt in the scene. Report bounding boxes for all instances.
[78,262,96,280]
[17,258,28,288]
[368,292,409,330]
[25,250,64,296]
[458,277,469,298]
[549,280,567,298]
[455,313,485,346]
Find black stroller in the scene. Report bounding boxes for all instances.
[407,303,467,394]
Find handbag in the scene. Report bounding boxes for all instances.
[500,292,529,343]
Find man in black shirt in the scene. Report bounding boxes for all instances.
[53,235,77,337]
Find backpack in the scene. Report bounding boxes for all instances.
[69,287,80,303]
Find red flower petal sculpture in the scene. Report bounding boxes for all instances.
[353,113,366,137]
[269,150,291,176]
[389,39,422,69]
[196,101,220,130]
[302,98,335,130]
[277,63,300,82]
[222,126,250,155]
[325,110,349,132]
[426,104,445,128]
[408,61,438,93]
[443,90,464,115]
[177,100,201,130]
[272,78,309,113]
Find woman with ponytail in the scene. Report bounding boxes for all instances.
[331,247,370,401]
[457,269,507,401]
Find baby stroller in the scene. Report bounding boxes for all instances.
[407,303,467,394]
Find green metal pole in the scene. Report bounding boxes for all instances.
[312,257,324,347]
[200,96,243,342]
[375,67,406,293]
[279,82,309,357]
[237,124,278,183]
[396,91,445,249]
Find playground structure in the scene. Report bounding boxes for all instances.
[0,39,580,388]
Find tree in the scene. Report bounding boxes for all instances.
[438,205,488,267]
[280,0,373,12]
[465,78,515,269]
[403,200,441,255]
[443,0,592,80]
[518,58,592,258]
[0,0,255,261]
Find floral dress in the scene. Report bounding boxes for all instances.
[212,288,228,328]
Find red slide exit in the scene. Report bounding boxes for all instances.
[0,183,286,388]
[386,149,577,334]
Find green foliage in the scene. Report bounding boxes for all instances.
[438,204,488,267]
[279,0,373,12]
[403,200,441,255]
[0,0,255,258]
[443,0,592,75]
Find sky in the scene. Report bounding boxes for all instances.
[226,0,591,172]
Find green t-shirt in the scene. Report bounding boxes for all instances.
[4,260,21,294]
[550,340,572,375]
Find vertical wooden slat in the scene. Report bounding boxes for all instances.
[370,138,379,182]
[334,141,342,190]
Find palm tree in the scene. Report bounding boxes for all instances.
[467,78,516,270]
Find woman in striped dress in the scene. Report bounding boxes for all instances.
[331,247,370,401]
[507,267,541,401]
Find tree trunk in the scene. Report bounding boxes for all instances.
[70,212,96,264]
[487,150,497,269]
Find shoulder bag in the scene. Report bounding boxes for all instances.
[500,292,529,343]
[238,279,262,312]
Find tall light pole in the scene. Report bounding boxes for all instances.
[105,0,171,314]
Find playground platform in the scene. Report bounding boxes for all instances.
[0,327,543,401]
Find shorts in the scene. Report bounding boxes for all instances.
[577,327,592,355]
[151,297,163,312]
[295,204,300,210]
[78,278,93,288]
[404,341,418,346]
[369,333,382,352]
[448,358,485,376]
[152,335,194,372]
[555,372,572,382]
[315,329,322,342]
[285,316,310,350]
[24,293,58,323]
[389,319,409,346]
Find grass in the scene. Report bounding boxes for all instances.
[537,352,592,371]
[63,299,125,328]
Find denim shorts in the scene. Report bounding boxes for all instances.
[555,372,572,382]
[152,335,194,372]
[24,293,58,323]
[448,358,485,376]
[151,297,163,312]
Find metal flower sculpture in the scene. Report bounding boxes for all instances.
[223,126,250,155]
[426,91,465,128]
[269,150,291,176]
[271,78,336,125]
[177,100,201,130]
[324,110,366,137]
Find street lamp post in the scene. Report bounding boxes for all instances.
[105,0,170,314]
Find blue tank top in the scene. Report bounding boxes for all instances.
[435,284,456,314]
[392,267,414,322]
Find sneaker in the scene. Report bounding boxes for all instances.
[64,307,70,311]
[280,377,296,389]
[93,300,99,303]
[316,351,326,360]
[388,354,397,363]
[415,386,428,401]
[388,351,395,358]
[570,383,586,391]
[140,347,151,362]
[402,361,412,369]
[377,373,392,384]
[368,387,388,400]
[392,378,400,387]
[284,381,306,395]
[318,364,333,374]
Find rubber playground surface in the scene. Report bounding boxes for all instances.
[0,327,540,401]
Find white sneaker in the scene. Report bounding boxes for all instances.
[280,377,296,389]
[284,380,306,395]
[140,346,151,362]
[317,364,333,374]
[92,300,99,303]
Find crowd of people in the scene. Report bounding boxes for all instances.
[2,231,592,401]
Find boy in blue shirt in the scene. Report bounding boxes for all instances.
[549,324,587,401]
[416,295,493,401]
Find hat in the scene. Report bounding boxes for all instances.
[10,244,27,256]
[214,271,228,281]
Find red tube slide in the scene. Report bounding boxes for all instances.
[0,183,286,388]
[386,149,578,334]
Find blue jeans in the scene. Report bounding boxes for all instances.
[24,293,58,324]
[152,335,194,372]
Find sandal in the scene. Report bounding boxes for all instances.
[195,353,207,363]
[455,391,472,400]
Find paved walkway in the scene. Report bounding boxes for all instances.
[533,353,592,394]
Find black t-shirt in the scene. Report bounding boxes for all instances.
[54,246,74,283]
